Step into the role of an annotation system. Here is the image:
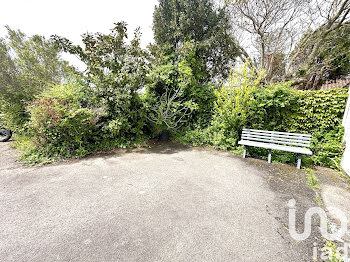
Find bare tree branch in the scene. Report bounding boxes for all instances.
[228,0,306,81]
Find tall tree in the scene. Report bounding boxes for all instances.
[52,22,150,139]
[228,0,350,87]
[0,26,71,128]
[289,23,350,89]
[228,0,306,82]
[153,0,239,83]
[287,0,350,71]
[286,0,350,89]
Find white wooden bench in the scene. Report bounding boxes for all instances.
[238,128,312,169]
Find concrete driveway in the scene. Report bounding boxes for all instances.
[0,142,322,261]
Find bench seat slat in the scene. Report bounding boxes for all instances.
[243,128,311,138]
[238,140,313,155]
[242,134,310,147]
[242,130,312,142]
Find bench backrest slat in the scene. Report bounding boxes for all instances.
[243,128,311,138]
[243,130,311,142]
[242,134,310,147]
[242,128,312,148]
[242,134,310,146]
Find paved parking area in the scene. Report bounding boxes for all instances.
[0,142,322,261]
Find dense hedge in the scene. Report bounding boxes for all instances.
[27,83,99,159]
[176,82,348,169]
[249,84,348,168]
[14,58,348,168]
[18,82,148,164]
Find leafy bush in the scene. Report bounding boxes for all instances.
[22,83,100,162]
[144,41,205,135]
[6,23,150,164]
[53,22,149,143]
[144,59,197,132]
[207,61,263,148]
[17,80,149,164]
[247,84,347,168]
[248,81,298,131]
[176,68,348,168]
[187,84,217,128]
[4,24,346,170]
[176,61,264,149]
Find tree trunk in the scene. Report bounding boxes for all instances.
[159,130,170,141]
[306,38,323,65]
[260,41,266,70]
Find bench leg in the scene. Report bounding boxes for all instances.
[297,154,301,169]
[243,146,247,158]
[268,150,272,163]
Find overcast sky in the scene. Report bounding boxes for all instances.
[0,0,159,68]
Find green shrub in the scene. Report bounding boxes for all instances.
[175,61,264,149]
[174,127,210,146]
[248,81,298,131]
[186,84,217,128]
[23,83,100,162]
[176,74,348,169]
[306,168,321,189]
[144,55,198,133]
[53,22,149,145]
[207,62,263,149]
[16,80,149,164]
[246,85,347,168]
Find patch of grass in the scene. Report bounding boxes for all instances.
[323,241,344,262]
[13,135,57,165]
[315,193,323,206]
[337,170,350,190]
[13,133,151,166]
[306,168,321,190]
[231,145,244,155]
